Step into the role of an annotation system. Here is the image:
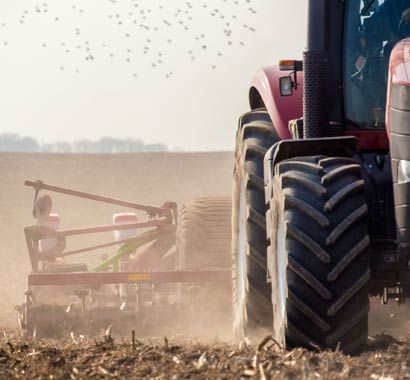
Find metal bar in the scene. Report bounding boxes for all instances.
[60,230,169,257]
[33,220,173,239]
[24,228,38,272]
[25,179,163,215]
[28,270,231,286]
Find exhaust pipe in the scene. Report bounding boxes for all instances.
[303,0,328,139]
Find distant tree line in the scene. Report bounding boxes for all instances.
[0,133,168,153]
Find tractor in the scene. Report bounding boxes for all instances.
[231,0,410,354]
[18,180,232,339]
[19,0,410,356]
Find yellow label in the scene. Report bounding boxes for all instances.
[128,273,151,282]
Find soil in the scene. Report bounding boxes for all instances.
[0,329,408,379]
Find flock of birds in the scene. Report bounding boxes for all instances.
[1,0,260,79]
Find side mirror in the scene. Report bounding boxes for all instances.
[280,76,294,96]
[279,59,302,96]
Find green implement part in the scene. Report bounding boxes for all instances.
[91,228,171,272]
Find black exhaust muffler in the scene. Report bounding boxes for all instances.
[303,0,329,139]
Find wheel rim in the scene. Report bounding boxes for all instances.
[272,205,287,346]
[237,178,247,322]
[276,214,287,322]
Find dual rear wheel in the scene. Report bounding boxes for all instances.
[232,108,278,339]
[232,109,370,354]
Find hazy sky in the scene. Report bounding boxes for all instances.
[0,0,306,151]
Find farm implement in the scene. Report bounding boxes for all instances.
[17,180,232,337]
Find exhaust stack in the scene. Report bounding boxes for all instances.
[303,0,328,139]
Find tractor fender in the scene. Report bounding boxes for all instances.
[263,136,358,202]
[387,38,410,246]
[386,37,410,136]
[249,65,303,140]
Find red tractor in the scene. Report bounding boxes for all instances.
[231,0,410,354]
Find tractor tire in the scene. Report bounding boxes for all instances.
[232,108,279,340]
[176,197,232,335]
[267,156,370,354]
[177,197,232,271]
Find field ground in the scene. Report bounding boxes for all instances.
[1,152,409,379]
[0,330,408,379]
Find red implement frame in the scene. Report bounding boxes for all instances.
[24,179,231,285]
[28,270,230,286]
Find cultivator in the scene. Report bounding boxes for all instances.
[17,180,231,337]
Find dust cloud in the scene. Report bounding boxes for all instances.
[0,151,233,327]
[1,151,409,344]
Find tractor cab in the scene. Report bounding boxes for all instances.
[345,0,392,131]
[277,0,410,149]
[345,0,410,132]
